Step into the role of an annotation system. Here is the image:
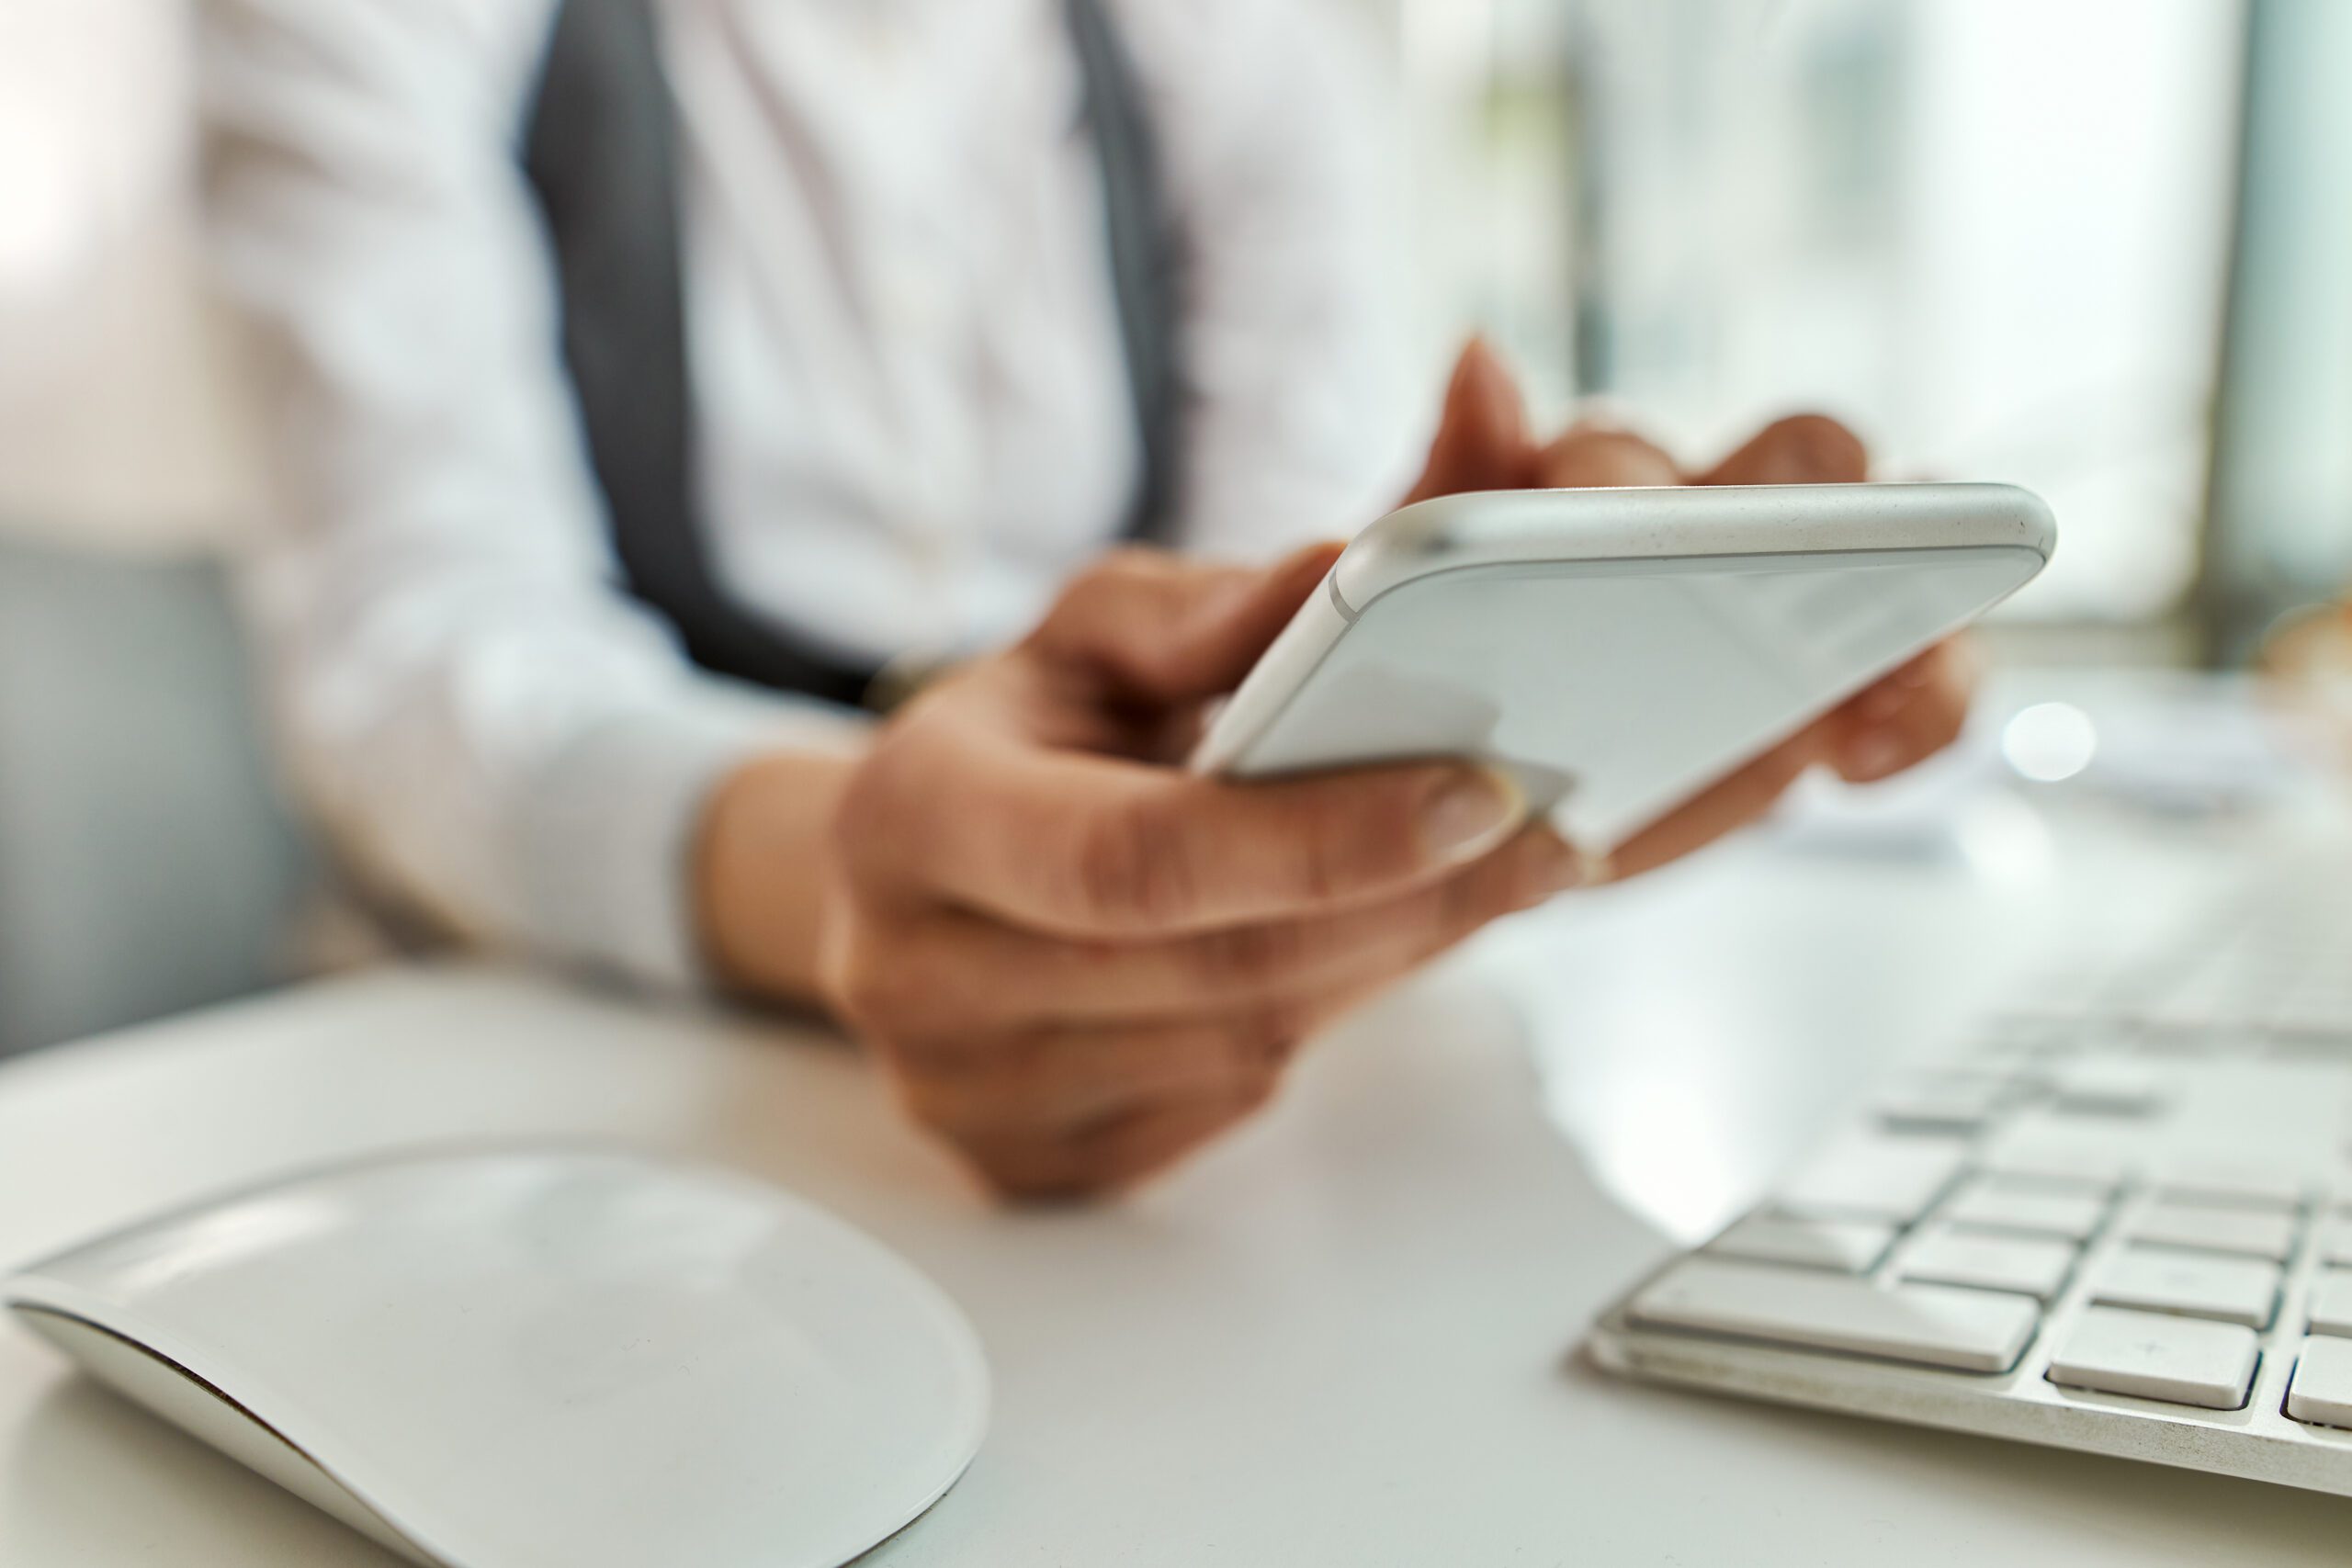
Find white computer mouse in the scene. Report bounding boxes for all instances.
[1,1148,989,1567]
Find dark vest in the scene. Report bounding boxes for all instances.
[520,0,1183,708]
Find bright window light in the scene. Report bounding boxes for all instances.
[2001,701,2099,783]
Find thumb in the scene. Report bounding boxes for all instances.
[1404,338,1537,504]
[1029,541,1345,704]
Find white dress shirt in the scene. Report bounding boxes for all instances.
[200,0,1421,988]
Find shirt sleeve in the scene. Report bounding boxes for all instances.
[1127,0,1434,561]
[199,0,862,991]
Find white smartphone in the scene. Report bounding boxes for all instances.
[1193,482,2055,851]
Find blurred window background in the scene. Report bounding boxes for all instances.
[0,0,297,1057]
[1373,0,2352,649]
[2,0,2348,1051]
[0,0,256,548]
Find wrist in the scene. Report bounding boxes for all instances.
[694,748,862,1004]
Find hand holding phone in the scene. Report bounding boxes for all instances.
[1194,482,2053,857]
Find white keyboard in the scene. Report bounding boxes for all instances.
[1588,860,2352,1495]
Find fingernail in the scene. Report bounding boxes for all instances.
[1420,768,1522,863]
[1857,682,1909,722]
[1845,733,1902,777]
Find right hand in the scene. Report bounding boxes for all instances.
[815,546,1582,1200]
[1523,399,1978,878]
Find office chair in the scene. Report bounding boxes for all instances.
[0,536,309,1055]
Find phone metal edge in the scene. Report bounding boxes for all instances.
[1329,482,2057,615]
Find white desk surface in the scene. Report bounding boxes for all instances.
[3,797,2348,1562]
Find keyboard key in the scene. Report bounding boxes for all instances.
[2047,1307,2259,1410]
[1955,1037,2056,1070]
[2318,1219,2352,1267]
[1998,970,2109,1022]
[1706,1214,1894,1273]
[2138,974,2246,1035]
[1875,1075,2010,1134]
[1976,1136,2130,1191]
[1940,1180,2107,1241]
[2307,1270,2352,1337]
[1773,1138,1965,1224]
[2267,991,2352,1042]
[2089,1250,2279,1329]
[2125,1201,2299,1263]
[1899,1230,2075,1303]
[2287,1336,2352,1427]
[2004,962,2138,1025]
[1625,1258,2039,1373]
[2132,1032,2240,1062]
[2153,1157,2308,1212]
[2052,1065,2169,1116]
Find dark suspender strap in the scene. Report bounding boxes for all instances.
[520,0,1182,708]
[1065,0,1185,543]
[521,0,872,706]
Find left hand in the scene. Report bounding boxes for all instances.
[1404,343,1978,884]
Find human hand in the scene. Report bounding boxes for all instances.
[815,546,1579,1200]
[1528,402,1978,879]
[1408,339,1974,879]
[1404,341,1883,498]
[739,346,1973,1202]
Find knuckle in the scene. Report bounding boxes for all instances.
[1544,431,1673,487]
[1193,920,1309,989]
[817,929,898,1032]
[1300,780,1421,897]
[1072,794,1195,926]
[1754,750,1811,800]
[1064,547,1159,607]
[831,735,925,873]
[824,927,978,1054]
[1213,1022,1303,1111]
[821,922,954,1043]
[1238,999,1316,1060]
[967,1143,1082,1203]
[1438,855,1514,931]
[887,1066,962,1133]
[966,1125,1122,1203]
[886,1034,1015,1134]
[1758,413,1867,479]
[1287,821,1348,905]
[828,769,888,860]
[1930,658,1979,716]
[1925,699,1969,751]
[1232,1066,1284,1114]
